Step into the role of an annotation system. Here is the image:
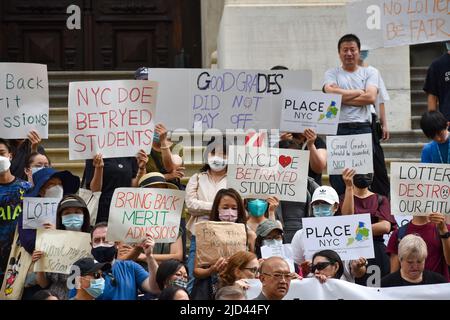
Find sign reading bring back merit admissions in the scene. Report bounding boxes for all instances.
[107,187,185,243]
[390,162,450,216]
[68,80,158,160]
[227,146,310,202]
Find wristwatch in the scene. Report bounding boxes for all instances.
[440,232,450,239]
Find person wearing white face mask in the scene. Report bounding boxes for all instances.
[31,195,91,299]
[290,185,367,283]
[0,139,32,286]
[254,219,285,260]
[185,137,229,294]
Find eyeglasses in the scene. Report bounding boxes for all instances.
[83,272,102,280]
[311,262,333,273]
[242,267,258,275]
[261,272,294,281]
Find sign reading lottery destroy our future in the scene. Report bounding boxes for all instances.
[390,162,450,215]
[68,80,158,160]
[107,188,186,243]
[227,146,310,202]
[0,63,49,139]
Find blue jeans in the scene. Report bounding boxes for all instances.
[186,235,196,294]
[329,122,372,195]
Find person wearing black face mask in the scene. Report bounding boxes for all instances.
[67,222,161,300]
[340,168,397,286]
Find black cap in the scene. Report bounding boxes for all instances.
[134,67,149,80]
[73,257,110,276]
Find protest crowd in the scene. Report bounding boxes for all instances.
[0,33,449,301]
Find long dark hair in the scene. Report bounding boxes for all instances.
[209,188,247,224]
[312,250,344,279]
[200,136,229,172]
[158,286,189,300]
[155,259,187,291]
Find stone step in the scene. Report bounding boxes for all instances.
[48,71,134,82]
[410,66,428,78]
[410,77,425,90]
[379,142,423,159]
[411,101,427,116]
[411,89,427,103]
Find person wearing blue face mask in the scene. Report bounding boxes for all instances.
[71,257,110,300]
[246,197,282,234]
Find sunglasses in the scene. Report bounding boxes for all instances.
[311,261,334,273]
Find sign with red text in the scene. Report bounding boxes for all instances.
[302,214,375,261]
[280,91,341,135]
[0,63,49,139]
[347,0,449,49]
[148,68,312,130]
[22,197,60,229]
[68,80,158,160]
[326,133,373,175]
[107,187,186,243]
[227,146,310,202]
[390,162,450,216]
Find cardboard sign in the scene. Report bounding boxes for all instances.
[347,0,450,49]
[280,91,342,135]
[326,133,373,175]
[390,162,450,216]
[301,214,375,261]
[0,63,49,139]
[195,221,247,267]
[107,188,186,243]
[34,230,92,274]
[148,68,312,130]
[22,197,60,229]
[68,80,158,160]
[227,146,310,202]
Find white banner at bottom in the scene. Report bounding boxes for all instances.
[246,278,450,300]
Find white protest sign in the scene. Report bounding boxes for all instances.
[22,197,60,229]
[34,230,92,274]
[148,68,312,130]
[246,278,450,300]
[107,187,185,243]
[0,63,49,139]
[390,162,450,216]
[260,244,295,272]
[302,214,375,261]
[347,0,450,49]
[280,91,341,135]
[68,80,158,160]
[227,146,310,202]
[326,133,373,175]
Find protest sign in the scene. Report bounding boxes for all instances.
[107,187,186,243]
[326,133,373,175]
[68,80,158,160]
[227,146,310,202]
[280,91,341,135]
[260,244,295,272]
[34,230,91,274]
[347,0,450,49]
[301,214,375,261]
[195,221,247,267]
[148,68,311,130]
[390,162,450,215]
[246,278,450,300]
[0,63,49,139]
[22,197,60,229]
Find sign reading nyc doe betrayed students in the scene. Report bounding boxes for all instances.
[390,162,450,216]
[227,146,310,202]
[107,188,186,243]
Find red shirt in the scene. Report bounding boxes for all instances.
[386,222,450,281]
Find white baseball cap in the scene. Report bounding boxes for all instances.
[311,186,339,205]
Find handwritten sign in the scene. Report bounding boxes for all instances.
[280,91,342,135]
[195,221,247,267]
[390,162,450,216]
[326,133,373,175]
[0,63,49,139]
[147,68,312,130]
[347,0,450,49]
[260,244,295,272]
[22,197,60,229]
[68,80,158,160]
[107,187,186,243]
[34,230,92,274]
[227,146,310,202]
[302,214,375,261]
